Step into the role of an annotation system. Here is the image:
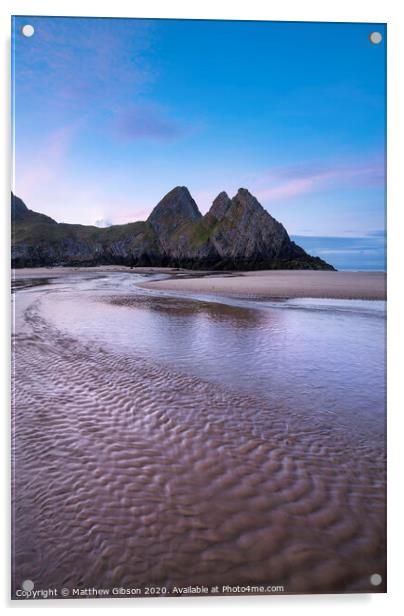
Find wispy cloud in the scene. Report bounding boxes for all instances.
[114,103,185,141]
[14,17,156,111]
[254,160,385,202]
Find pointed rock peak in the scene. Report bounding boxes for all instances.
[209,191,232,221]
[233,187,264,212]
[235,187,258,202]
[166,185,193,200]
[215,190,230,200]
[148,186,201,230]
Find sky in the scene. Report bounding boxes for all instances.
[12,17,386,269]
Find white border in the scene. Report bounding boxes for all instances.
[2,1,403,614]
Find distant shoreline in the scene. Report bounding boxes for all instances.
[139,269,387,301]
[12,267,386,301]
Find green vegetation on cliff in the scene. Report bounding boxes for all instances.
[11,189,335,270]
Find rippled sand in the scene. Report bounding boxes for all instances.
[11,271,386,596]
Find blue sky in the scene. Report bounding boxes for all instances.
[12,17,386,269]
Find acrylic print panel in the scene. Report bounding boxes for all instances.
[11,16,387,599]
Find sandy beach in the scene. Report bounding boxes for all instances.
[13,267,386,300]
[11,268,386,594]
[139,270,386,300]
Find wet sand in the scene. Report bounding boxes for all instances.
[12,265,188,278]
[140,270,386,300]
[11,270,386,596]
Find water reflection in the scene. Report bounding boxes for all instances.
[37,272,386,443]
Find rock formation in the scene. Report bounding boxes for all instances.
[11,188,335,270]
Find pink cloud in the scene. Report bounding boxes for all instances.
[254,161,385,203]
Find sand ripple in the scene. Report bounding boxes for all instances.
[11,279,386,595]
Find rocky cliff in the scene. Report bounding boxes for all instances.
[11,188,334,270]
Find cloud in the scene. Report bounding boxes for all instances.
[254,160,385,202]
[114,103,185,141]
[259,176,318,200]
[13,17,156,111]
[94,219,112,228]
